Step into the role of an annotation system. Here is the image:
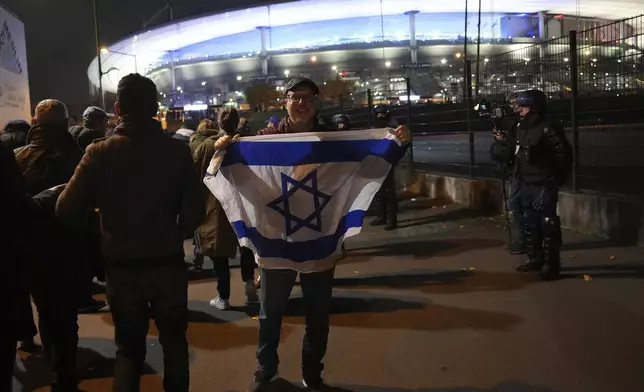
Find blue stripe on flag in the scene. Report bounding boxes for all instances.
[231,210,366,262]
[222,139,404,167]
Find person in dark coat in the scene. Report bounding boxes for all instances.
[56,74,204,391]
[0,119,30,150]
[0,140,33,390]
[75,106,111,151]
[13,99,84,392]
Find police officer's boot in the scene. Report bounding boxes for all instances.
[539,216,562,280]
[516,210,543,272]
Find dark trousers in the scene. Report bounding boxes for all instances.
[211,247,256,300]
[520,182,561,266]
[30,283,79,391]
[0,335,15,392]
[508,177,524,244]
[105,257,189,392]
[373,172,398,224]
[255,268,334,384]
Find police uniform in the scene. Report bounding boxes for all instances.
[512,90,573,280]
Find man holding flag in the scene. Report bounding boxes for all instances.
[211,78,411,392]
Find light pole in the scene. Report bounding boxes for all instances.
[93,0,104,109]
[101,48,138,73]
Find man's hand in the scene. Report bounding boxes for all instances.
[390,125,411,145]
[48,184,66,196]
[493,128,505,141]
[214,134,240,150]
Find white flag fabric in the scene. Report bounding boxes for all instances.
[204,128,406,273]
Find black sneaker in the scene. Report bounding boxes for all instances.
[508,241,525,255]
[303,379,332,391]
[246,375,277,392]
[78,299,107,314]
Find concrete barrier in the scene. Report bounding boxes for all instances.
[397,167,644,246]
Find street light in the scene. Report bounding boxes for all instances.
[331,65,337,71]
[440,58,447,64]
[100,47,138,73]
[284,69,290,77]
[237,75,242,81]
[201,81,207,86]
[385,61,391,68]
[310,55,317,63]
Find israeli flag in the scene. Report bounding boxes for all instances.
[204,128,406,272]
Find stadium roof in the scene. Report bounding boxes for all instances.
[89,0,644,92]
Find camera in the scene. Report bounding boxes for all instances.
[474,95,512,120]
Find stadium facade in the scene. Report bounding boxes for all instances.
[88,0,643,106]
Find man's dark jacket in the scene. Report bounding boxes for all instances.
[0,128,28,150]
[56,117,205,263]
[14,123,83,196]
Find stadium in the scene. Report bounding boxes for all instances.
[87,0,643,109]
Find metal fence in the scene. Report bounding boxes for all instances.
[409,15,644,196]
[474,14,644,98]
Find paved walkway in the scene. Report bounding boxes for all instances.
[14,200,644,392]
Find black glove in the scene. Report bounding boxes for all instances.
[531,179,555,212]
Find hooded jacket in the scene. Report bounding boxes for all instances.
[14,123,83,196]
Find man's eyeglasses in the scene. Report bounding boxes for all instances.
[286,94,317,103]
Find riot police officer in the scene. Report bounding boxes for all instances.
[512,90,573,280]
[371,106,399,230]
[490,92,525,254]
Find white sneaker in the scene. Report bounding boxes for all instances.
[209,296,230,310]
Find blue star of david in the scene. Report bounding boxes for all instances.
[267,169,332,236]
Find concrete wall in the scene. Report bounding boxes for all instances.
[396,167,644,246]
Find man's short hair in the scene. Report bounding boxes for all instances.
[34,99,68,125]
[116,73,159,118]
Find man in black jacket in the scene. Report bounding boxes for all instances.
[14,99,84,391]
[1,119,30,149]
[370,106,399,230]
[0,140,32,390]
[512,90,573,280]
[57,74,204,392]
[75,106,111,151]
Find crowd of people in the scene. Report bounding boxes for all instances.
[1,74,412,392]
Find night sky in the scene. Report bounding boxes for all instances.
[3,0,284,114]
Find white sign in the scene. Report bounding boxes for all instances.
[0,6,30,125]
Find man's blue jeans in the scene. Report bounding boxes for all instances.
[255,267,334,384]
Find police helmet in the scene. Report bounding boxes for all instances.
[515,89,548,113]
[331,113,351,130]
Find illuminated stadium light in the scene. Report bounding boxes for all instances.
[184,104,208,111]
[331,65,337,71]
[385,61,391,68]
[237,75,243,81]
[201,81,207,86]
[399,95,421,101]
[440,58,447,64]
